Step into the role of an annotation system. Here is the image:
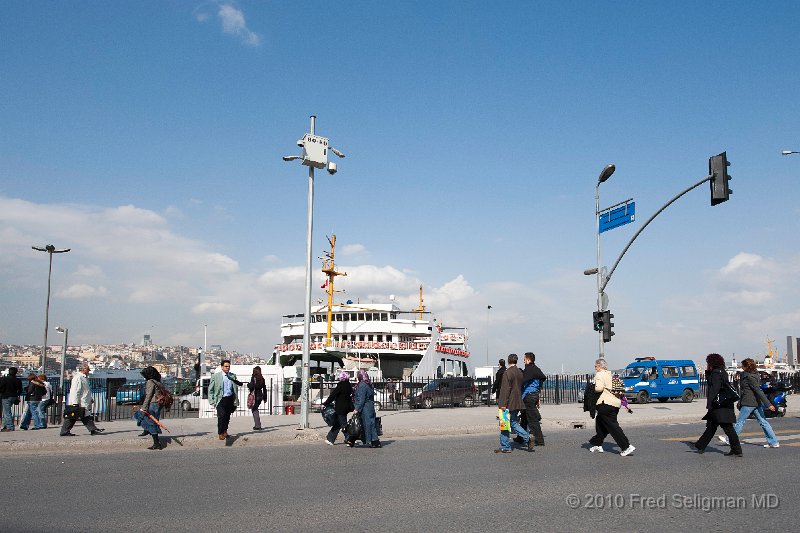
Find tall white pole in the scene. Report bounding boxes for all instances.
[203,324,207,373]
[60,328,68,413]
[299,115,315,430]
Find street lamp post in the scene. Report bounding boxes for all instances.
[283,116,345,430]
[32,244,70,372]
[594,165,615,359]
[485,305,492,366]
[55,326,68,417]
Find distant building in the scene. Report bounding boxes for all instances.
[143,334,152,346]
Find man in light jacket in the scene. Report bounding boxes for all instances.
[60,363,104,437]
[208,360,242,440]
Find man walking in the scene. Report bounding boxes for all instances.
[521,352,547,447]
[60,364,105,436]
[495,353,531,453]
[0,367,23,431]
[208,360,242,440]
[491,359,506,402]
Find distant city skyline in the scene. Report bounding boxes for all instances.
[2,3,799,372]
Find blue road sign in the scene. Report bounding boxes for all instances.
[599,201,635,234]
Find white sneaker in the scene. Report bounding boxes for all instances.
[763,443,780,448]
[325,439,334,446]
[718,435,730,445]
[620,445,636,457]
[589,445,604,453]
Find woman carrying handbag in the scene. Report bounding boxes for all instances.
[323,371,354,445]
[692,353,743,457]
[247,366,268,431]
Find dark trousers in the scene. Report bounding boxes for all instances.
[60,410,98,435]
[523,393,544,445]
[217,396,235,436]
[589,403,630,451]
[326,413,349,443]
[696,418,742,453]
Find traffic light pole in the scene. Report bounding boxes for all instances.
[600,175,712,294]
[595,182,605,359]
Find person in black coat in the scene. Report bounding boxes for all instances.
[491,359,506,398]
[323,371,354,445]
[692,353,743,456]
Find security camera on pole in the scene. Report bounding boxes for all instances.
[283,116,345,430]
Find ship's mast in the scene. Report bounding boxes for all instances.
[414,285,425,320]
[322,234,347,347]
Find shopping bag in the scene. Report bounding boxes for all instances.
[498,408,510,431]
[346,413,363,440]
[322,406,336,426]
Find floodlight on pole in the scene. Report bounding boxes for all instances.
[32,244,70,371]
[283,116,345,430]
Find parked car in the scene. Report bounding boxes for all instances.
[410,377,477,408]
[172,389,200,412]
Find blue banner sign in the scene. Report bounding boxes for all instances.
[599,201,635,234]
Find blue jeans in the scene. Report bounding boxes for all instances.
[2,398,14,429]
[37,401,48,428]
[20,401,43,429]
[734,405,778,446]
[500,410,529,450]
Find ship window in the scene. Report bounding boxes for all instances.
[350,335,356,341]
[368,335,374,341]
[380,313,388,321]
[359,335,365,341]
[366,314,373,321]
[358,313,365,321]
[377,335,383,342]
[343,313,349,322]
[386,335,392,342]
[391,313,397,319]
[350,313,357,321]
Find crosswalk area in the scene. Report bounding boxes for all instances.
[661,428,800,446]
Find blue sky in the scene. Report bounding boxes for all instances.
[2,2,799,371]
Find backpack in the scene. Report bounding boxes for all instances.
[609,374,625,399]
[154,382,174,409]
[582,381,599,419]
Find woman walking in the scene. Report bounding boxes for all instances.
[588,359,635,456]
[693,353,743,457]
[323,370,354,445]
[135,366,165,450]
[352,370,381,448]
[247,366,268,430]
[719,358,779,448]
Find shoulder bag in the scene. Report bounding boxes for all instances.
[712,380,740,409]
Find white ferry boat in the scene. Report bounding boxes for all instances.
[271,235,472,380]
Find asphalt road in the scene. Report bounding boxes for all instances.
[8,415,800,532]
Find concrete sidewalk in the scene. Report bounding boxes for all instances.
[0,400,742,455]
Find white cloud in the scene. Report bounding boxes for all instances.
[341,244,367,256]
[218,4,262,46]
[191,302,238,314]
[720,252,764,276]
[57,284,108,299]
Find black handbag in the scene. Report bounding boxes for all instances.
[346,413,363,440]
[713,381,740,408]
[322,406,336,427]
[64,405,86,420]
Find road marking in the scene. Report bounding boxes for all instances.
[661,429,800,441]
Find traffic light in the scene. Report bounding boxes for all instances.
[593,311,604,332]
[602,310,614,343]
[709,152,732,206]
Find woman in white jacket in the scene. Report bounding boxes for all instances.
[588,359,635,456]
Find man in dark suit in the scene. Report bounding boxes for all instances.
[496,354,531,453]
[491,359,506,400]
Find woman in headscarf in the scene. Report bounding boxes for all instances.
[692,353,742,456]
[247,366,268,430]
[135,366,164,450]
[352,370,381,448]
[322,370,354,445]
